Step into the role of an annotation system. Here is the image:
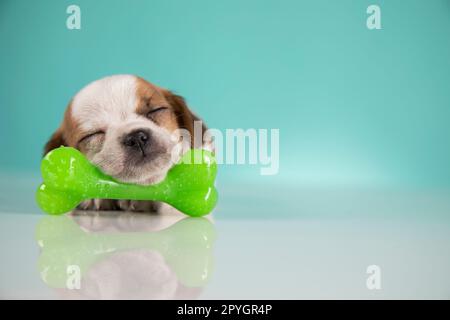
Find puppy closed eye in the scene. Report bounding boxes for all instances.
[146,106,168,119]
[78,131,105,145]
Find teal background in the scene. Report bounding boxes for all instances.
[1,0,450,188]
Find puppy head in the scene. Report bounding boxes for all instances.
[45,75,204,185]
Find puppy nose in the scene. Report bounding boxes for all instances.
[122,130,150,150]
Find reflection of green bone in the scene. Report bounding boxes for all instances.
[36,147,218,217]
[36,215,216,288]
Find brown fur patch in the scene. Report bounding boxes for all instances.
[161,89,207,147]
[43,127,66,155]
[43,101,81,155]
[135,77,179,133]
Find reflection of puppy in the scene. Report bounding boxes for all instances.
[44,75,207,212]
[57,249,203,300]
[56,211,204,300]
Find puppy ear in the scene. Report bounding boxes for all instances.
[163,90,207,147]
[43,128,66,156]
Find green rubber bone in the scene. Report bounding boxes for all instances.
[36,147,218,217]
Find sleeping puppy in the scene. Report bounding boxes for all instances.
[44,75,207,212]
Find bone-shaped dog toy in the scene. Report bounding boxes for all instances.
[36,215,216,288]
[36,147,218,216]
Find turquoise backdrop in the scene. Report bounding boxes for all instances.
[1,0,450,188]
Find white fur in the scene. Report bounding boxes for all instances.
[70,75,176,185]
[71,75,139,132]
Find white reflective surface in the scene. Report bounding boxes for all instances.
[1,212,450,299]
[1,175,450,299]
